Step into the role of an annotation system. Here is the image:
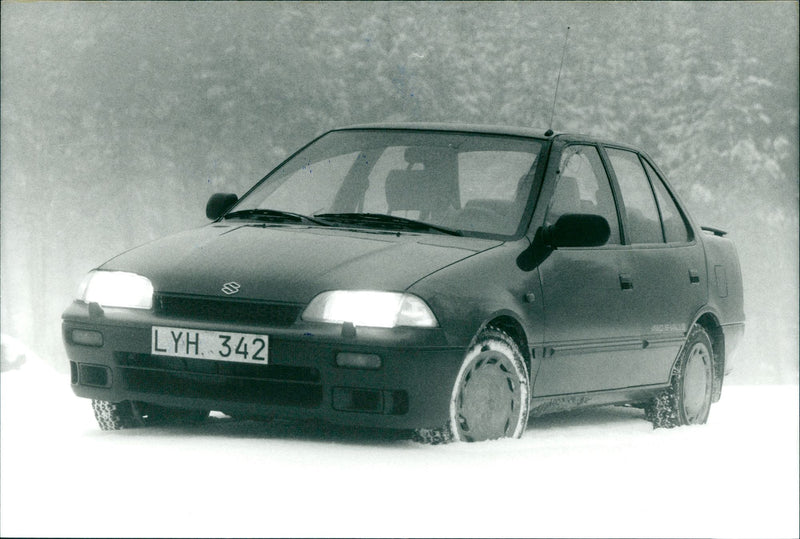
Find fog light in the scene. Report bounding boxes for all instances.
[332,387,383,413]
[71,329,103,347]
[335,352,381,370]
[78,364,111,387]
[331,388,407,415]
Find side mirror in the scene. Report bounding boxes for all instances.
[206,193,238,220]
[544,213,610,248]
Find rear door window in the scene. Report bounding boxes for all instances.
[643,160,692,243]
[606,148,663,244]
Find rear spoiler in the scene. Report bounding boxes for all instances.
[701,226,728,237]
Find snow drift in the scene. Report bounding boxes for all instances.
[1,347,797,538]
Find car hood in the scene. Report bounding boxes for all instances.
[101,224,501,304]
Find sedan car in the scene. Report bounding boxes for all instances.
[63,123,745,443]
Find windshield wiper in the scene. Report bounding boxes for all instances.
[225,209,330,226]
[314,213,463,236]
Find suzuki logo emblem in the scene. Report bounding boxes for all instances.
[221,282,241,295]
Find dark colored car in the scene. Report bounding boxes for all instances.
[63,124,745,442]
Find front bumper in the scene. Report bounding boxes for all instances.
[62,301,464,430]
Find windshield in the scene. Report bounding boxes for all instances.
[232,129,544,237]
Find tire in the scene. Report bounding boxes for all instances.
[92,400,143,430]
[645,325,714,429]
[91,400,209,430]
[412,425,454,445]
[414,327,530,443]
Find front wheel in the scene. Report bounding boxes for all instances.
[414,327,530,443]
[92,400,142,430]
[645,325,714,428]
[91,400,209,431]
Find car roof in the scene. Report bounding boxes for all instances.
[335,122,550,139]
[331,122,639,151]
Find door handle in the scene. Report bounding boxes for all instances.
[689,269,701,284]
[619,273,634,290]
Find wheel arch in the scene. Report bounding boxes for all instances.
[479,312,534,381]
[691,310,726,402]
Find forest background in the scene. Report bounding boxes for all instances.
[2,1,797,384]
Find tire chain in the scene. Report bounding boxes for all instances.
[644,348,686,429]
[412,426,454,445]
[91,400,139,430]
[643,389,679,429]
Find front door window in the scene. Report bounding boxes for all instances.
[545,144,621,245]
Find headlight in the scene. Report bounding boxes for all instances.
[301,291,438,328]
[78,270,154,310]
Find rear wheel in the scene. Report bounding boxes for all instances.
[414,327,530,443]
[645,325,714,428]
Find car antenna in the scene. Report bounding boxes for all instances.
[545,26,570,137]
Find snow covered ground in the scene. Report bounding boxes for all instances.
[1,344,798,538]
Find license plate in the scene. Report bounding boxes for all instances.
[151,326,268,364]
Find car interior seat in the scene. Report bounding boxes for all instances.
[385,146,458,221]
[547,175,582,223]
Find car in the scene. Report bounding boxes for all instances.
[62,123,745,442]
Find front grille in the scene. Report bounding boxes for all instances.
[155,294,302,327]
[115,352,322,408]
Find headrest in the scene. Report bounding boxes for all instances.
[404,146,453,166]
[386,169,457,213]
[557,176,580,200]
[548,175,582,218]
